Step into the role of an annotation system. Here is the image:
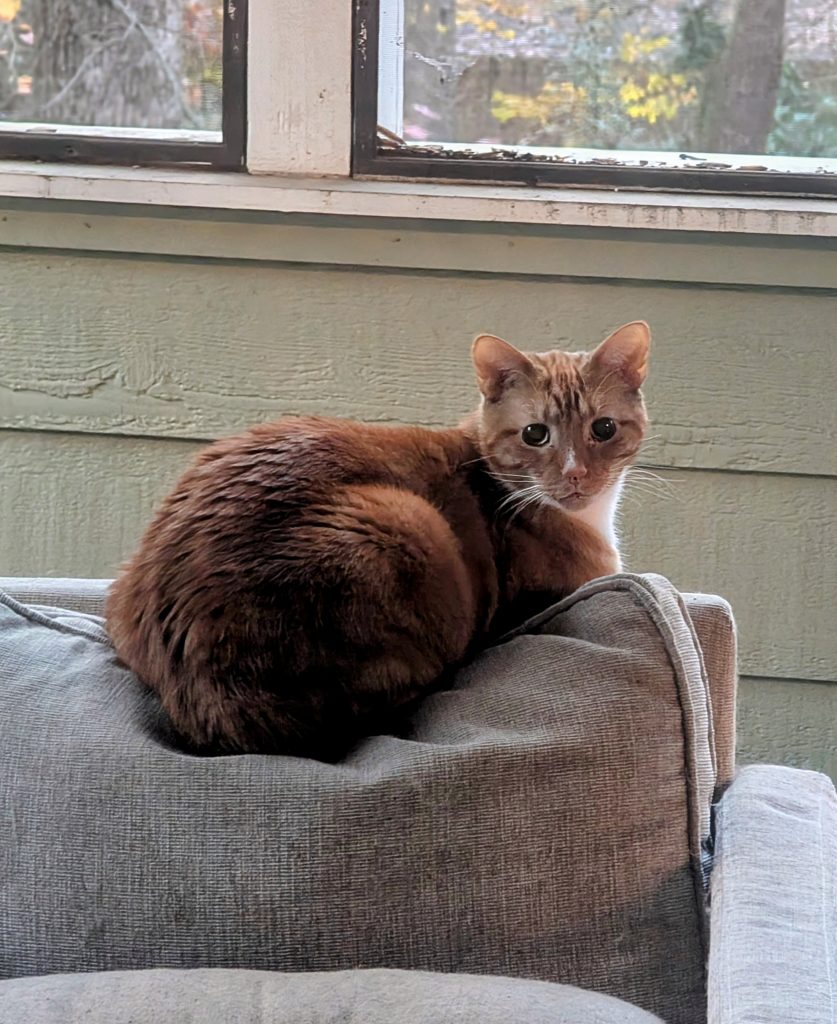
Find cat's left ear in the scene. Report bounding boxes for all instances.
[588,321,650,389]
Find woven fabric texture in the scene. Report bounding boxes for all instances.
[0,967,666,1024]
[683,594,737,789]
[0,573,715,1024]
[708,764,837,1024]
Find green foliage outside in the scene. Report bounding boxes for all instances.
[769,62,837,159]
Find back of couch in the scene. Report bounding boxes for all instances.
[0,574,716,1024]
[0,575,737,786]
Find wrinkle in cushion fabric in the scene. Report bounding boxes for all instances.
[0,967,667,1024]
[0,574,715,1024]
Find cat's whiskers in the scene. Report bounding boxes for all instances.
[495,483,542,516]
[624,479,675,502]
[493,474,537,488]
[504,488,550,529]
[497,484,548,521]
[624,467,682,504]
[496,478,559,529]
[490,472,539,497]
[628,466,681,493]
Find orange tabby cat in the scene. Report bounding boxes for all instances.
[106,321,650,758]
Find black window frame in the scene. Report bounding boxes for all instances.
[353,0,837,198]
[0,0,247,170]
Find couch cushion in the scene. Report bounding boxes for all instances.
[708,765,837,1024]
[0,577,110,618]
[0,967,665,1024]
[0,574,715,1024]
[683,593,737,790]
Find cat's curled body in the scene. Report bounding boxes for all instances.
[106,321,650,758]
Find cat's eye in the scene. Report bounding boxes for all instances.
[591,417,617,442]
[522,423,550,447]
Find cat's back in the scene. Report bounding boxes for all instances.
[105,415,492,755]
[190,415,466,499]
[107,413,484,622]
[114,415,473,580]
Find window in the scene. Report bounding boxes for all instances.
[355,0,837,195]
[0,0,246,167]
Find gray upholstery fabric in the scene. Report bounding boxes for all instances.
[683,594,737,789]
[0,967,665,1024]
[0,575,736,789]
[708,765,837,1024]
[0,577,110,618]
[0,573,715,1024]
[0,578,733,791]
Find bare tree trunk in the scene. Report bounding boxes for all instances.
[27,0,185,129]
[702,0,787,153]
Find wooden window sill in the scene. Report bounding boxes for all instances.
[1,162,836,238]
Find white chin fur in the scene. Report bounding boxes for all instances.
[562,472,626,553]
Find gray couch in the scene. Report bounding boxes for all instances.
[0,573,834,1024]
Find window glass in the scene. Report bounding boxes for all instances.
[0,0,223,134]
[396,1,837,165]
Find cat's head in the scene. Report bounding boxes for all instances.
[470,321,650,513]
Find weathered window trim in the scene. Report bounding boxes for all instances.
[246,0,351,176]
[352,0,837,199]
[0,0,247,170]
[2,0,837,223]
[2,163,837,241]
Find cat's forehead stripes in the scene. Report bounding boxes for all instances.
[547,385,585,420]
[531,351,588,420]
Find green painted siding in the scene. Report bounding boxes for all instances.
[1,203,834,775]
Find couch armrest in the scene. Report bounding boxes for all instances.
[708,765,837,1024]
[0,578,112,617]
[683,593,737,788]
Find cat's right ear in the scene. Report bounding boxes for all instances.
[471,334,535,401]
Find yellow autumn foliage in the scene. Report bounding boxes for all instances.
[456,5,697,133]
[491,81,587,126]
[619,72,695,124]
[0,0,21,22]
[620,32,672,64]
[455,7,518,38]
[456,0,529,19]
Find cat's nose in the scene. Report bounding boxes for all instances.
[562,452,587,484]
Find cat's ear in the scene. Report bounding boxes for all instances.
[588,321,650,389]
[471,334,536,400]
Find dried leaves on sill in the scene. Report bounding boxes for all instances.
[374,129,836,175]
